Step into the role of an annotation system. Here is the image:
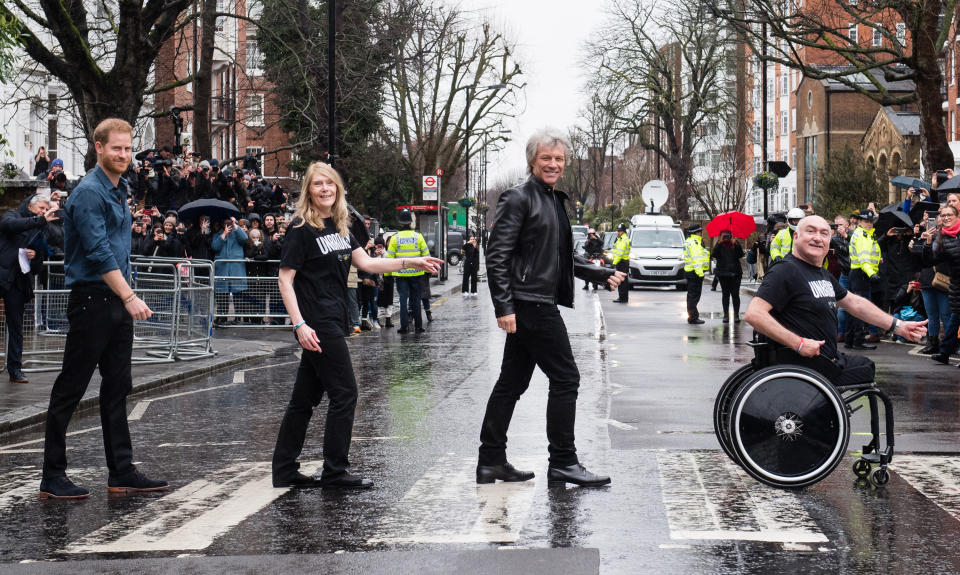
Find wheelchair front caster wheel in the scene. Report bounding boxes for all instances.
[853,459,871,478]
[869,467,890,487]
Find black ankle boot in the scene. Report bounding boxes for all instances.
[919,337,940,355]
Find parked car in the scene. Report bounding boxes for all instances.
[626,215,686,289]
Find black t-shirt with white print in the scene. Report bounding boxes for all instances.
[280,217,361,338]
[755,253,848,360]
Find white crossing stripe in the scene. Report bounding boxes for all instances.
[894,455,960,522]
[606,418,637,431]
[127,400,152,421]
[657,452,828,544]
[156,441,246,448]
[368,456,538,544]
[64,461,320,553]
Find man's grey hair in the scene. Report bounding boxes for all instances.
[28,193,51,207]
[525,128,573,173]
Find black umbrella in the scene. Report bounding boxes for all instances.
[875,202,914,237]
[937,175,960,192]
[178,198,240,223]
[908,200,940,224]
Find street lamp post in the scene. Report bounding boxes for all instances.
[327,0,336,166]
[465,83,507,236]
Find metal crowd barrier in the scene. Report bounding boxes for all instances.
[212,259,289,327]
[0,257,216,373]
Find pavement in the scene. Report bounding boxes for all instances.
[0,276,461,439]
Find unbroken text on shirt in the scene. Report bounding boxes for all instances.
[316,233,352,255]
[808,279,835,299]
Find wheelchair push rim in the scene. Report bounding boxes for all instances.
[729,366,849,488]
[714,364,756,463]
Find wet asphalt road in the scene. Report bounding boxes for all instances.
[2,281,960,573]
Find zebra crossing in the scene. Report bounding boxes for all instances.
[1,452,959,558]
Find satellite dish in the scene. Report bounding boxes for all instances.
[642,180,669,213]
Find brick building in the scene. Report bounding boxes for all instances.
[153,0,294,178]
[795,69,915,205]
[742,3,910,216]
[861,106,923,203]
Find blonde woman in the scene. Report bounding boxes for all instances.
[272,162,442,489]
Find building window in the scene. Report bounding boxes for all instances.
[753,123,761,142]
[216,0,228,32]
[872,24,882,47]
[791,108,796,131]
[849,0,858,5]
[246,0,263,20]
[186,49,193,93]
[781,111,788,135]
[849,23,858,43]
[246,94,265,126]
[896,23,906,46]
[807,90,813,109]
[246,41,263,75]
[780,74,788,97]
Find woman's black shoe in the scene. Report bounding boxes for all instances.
[932,353,950,365]
[476,463,535,484]
[273,472,323,488]
[319,472,373,489]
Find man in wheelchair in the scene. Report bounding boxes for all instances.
[743,215,928,386]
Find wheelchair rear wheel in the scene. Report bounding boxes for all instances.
[713,364,756,463]
[727,366,849,488]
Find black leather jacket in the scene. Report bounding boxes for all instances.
[487,175,614,317]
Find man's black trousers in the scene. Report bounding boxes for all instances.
[43,288,135,479]
[616,261,630,301]
[478,301,580,468]
[1,285,28,375]
[685,271,703,320]
[272,336,357,482]
[845,269,872,346]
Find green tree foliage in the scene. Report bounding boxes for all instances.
[812,147,887,219]
[257,0,399,177]
[0,13,19,83]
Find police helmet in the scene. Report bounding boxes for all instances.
[786,207,805,231]
[398,209,413,226]
[617,222,628,232]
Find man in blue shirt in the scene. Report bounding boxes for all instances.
[40,118,169,499]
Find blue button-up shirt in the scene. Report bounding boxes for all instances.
[63,165,132,287]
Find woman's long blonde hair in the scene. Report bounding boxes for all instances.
[293,162,350,236]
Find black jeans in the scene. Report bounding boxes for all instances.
[718,275,741,318]
[479,301,580,467]
[462,264,478,294]
[272,336,358,481]
[685,272,703,320]
[845,269,872,346]
[43,287,135,479]
[616,261,630,301]
[1,285,28,374]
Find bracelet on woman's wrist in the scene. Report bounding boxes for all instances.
[293,320,306,331]
[123,293,137,304]
[796,338,805,353]
[889,317,899,333]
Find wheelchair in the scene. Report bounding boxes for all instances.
[713,332,894,489]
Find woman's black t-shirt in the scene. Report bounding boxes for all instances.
[755,254,848,359]
[280,217,360,337]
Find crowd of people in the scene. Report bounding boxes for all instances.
[743,186,960,368]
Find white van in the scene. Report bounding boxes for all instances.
[626,214,687,289]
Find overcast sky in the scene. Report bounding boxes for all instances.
[460,1,609,184]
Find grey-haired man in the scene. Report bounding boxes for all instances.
[478,128,626,487]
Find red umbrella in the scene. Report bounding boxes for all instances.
[705,211,756,238]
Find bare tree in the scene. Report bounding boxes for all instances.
[585,0,738,220]
[0,0,197,168]
[706,0,956,170]
[385,0,522,197]
[689,146,749,218]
